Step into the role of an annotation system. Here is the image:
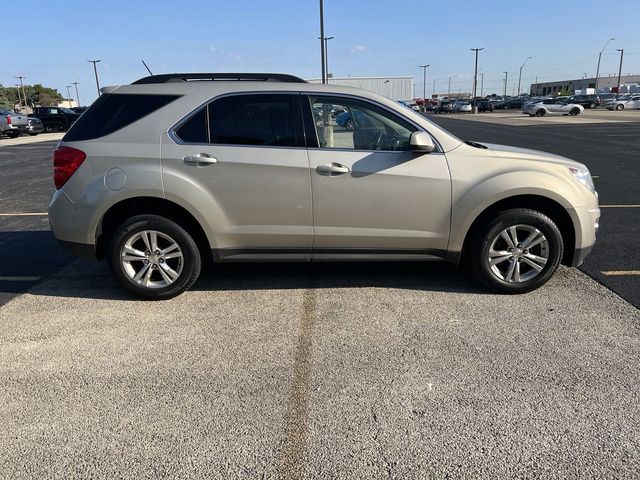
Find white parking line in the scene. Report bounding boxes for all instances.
[0,213,48,216]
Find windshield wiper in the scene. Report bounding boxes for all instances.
[464,140,488,149]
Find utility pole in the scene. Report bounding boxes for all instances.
[66,85,73,107]
[319,0,326,84]
[419,65,429,110]
[503,71,508,96]
[88,60,102,97]
[432,79,436,98]
[72,82,80,106]
[479,73,484,97]
[14,76,27,112]
[448,77,452,97]
[517,56,532,96]
[14,84,23,112]
[595,38,614,92]
[470,48,484,113]
[616,48,624,99]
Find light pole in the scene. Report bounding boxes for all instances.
[318,36,334,79]
[419,64,429,110]
[66,85,73,107]
[595,37,614,92]
[72,82,80,107]
[432,78,438,98]
[479,73,484,97]
[517,57,532,96]
[319,0,326,84]
[88,59,101,97]
[503,71,508,96]
[615,48,624,98]
[470,48,484,113]
[448,76,452,97]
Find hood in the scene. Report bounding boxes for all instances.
[480,142,584,168]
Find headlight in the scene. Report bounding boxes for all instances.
[567,165,595,193]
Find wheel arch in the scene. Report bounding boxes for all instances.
[95,196,211,262]
[458,194,577,267]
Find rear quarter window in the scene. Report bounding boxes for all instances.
[63,93,179,141]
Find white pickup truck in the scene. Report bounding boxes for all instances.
[0,108,29,138]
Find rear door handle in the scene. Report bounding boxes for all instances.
[316,162,350,176]
[183,153,218,166]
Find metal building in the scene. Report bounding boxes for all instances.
[530,74,640,96]
[307,76,414,102]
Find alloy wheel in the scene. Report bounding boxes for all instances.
[487,224,549,283]
[120,230,184,288]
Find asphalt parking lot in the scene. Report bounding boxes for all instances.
[1,129,639,478]
[427,109,640,309]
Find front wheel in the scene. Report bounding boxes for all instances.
[108,215,202,300]
[616,104,624,111]
[535,109,546,117]
[470,209,563,294]
[570,107,580,116]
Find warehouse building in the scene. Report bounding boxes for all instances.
[530,74,640,96]
[307,76,414,102]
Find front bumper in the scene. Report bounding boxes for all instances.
[569,205,600,266]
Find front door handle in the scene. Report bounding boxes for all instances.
[316,162,350,176]
[183,153,218,166]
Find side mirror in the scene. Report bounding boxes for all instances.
[409,131,435,153]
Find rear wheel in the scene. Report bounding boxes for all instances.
[470,209,563,293]
[535,109,546,117]
[570,107,580,116]
[616,104,624,111]
[5,131,21,138]
[108,215,201,300]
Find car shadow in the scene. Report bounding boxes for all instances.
[0,231,486,303]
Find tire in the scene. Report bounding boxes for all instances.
[108,215,201,300]
[45,125,55,132]
[29,133,38,136]
[469,208,563,294]
[589,103,596,109]
[570,107,580,116]
[535,109,546,117]
[5,131,21,138]
[615,104,624,111]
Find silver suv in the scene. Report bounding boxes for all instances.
[48,73,600,299]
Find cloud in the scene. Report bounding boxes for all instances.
[208,45,243,65]
[350,45,367,54]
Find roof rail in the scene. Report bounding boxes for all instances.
[132,73,307,85]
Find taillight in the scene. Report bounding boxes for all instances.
[53,146,86,189]
[6,115,11,125]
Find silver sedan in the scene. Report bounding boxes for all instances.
[523,98,584,117]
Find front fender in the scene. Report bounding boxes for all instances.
[448,170,583,253]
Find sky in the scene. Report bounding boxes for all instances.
[2,0,639,103]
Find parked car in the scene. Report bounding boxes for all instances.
[0,108,29,138]
[476,100,494,112]
[523,98,584,117]
[434,100,454,113]
[27,117,44,135]
[32,106,81,132]
[48,72,599,299]
[453,101,472,113]
[567,94,600,109]
[495,98,525,110]
[606,95,640,110]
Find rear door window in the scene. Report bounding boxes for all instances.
[208,94,304,147]
[64,94,179,141]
